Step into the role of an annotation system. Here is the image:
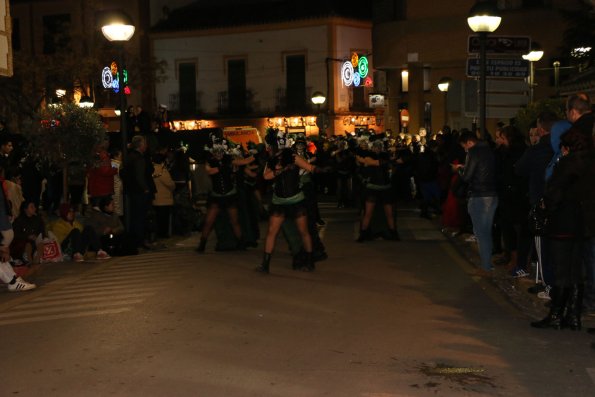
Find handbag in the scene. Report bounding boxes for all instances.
[40,239,63,263]
[528,198,549,236]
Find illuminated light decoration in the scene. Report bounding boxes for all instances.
[123,69,128,85]
[358,56,369,78]
[112,76,120,93]
[111,61,118,76]
[341,61,354,86]
[351,52,359,67]
[124,86,131,95]
[364,76,373,87]
[102,67,113,89]
[353,71,361,87]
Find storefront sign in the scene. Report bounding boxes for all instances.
[223,126,262,148]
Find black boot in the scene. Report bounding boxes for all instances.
[255,253,271,274]
[356,229,370,243]
[301,252,315,272]
[387,229,401,241]
[563,284,584,331]
[531,286,569,330]
[292,250,306,270]
[195,237,207,253]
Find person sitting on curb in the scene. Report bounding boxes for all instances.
[49,203,109,262]
[84,196,136,257]
[10,200,46,265]
[0,179,36,291]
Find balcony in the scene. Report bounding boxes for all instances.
[168,91,202,117]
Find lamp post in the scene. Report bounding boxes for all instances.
[437,77,451,127]
[100,11,135,158]
[311,91,326,135]
[101,10,135,230]
[522,42,544,103]
[467,0,501,139]
[78,95,94,108]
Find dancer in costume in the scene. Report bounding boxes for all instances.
[292,134,328,264]
[355,136,400,242]
[196,138,254,252]
[255,129,320,274]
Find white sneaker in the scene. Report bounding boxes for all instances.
[7,277,37,292]
[96,249,111,260]
[465,235,478,243]
[537,285,551,300]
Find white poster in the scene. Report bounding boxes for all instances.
[0,0,13,77]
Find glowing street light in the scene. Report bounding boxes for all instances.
[467,0,501,139]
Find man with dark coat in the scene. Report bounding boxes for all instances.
[121,135,154,250]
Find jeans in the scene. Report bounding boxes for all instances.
[467,196,499,270]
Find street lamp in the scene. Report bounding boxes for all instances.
[437,77,452,126]
[78,95,94,108]
[311,91,326,135]
[100,10,135,229]
[522,42,544,103]
[100,10,135,155]
[467,0,501,139]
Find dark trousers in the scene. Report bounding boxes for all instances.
[128,192,150,247]
[61,226,100,254]
[153,205,172,238]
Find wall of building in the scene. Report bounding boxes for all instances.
[153,23,329,115]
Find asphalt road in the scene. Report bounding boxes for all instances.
[0,203,593,397]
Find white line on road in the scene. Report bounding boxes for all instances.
[0,307,132,326]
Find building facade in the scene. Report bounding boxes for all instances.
[151,1,379,136]
[372,0,584,136]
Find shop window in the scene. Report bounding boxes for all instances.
[286,54,306,112]
[178,62,197,116]
[43,14,71,54]
[228,59,247,113]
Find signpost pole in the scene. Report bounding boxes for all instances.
[479,31,487,140]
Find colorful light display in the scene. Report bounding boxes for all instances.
[101,62,130,95]
[342,53,369,87]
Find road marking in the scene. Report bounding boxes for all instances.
[0,307,132,326]
[0,251,196,325]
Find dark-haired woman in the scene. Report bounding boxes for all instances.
[255,146,319,273]
[196,147,254,252]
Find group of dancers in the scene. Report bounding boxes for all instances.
[195,128,401,273]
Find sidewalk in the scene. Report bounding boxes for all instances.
[436,219,595,328]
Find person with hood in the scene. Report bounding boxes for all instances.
[49,203,109,262]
